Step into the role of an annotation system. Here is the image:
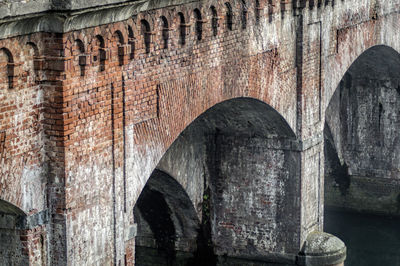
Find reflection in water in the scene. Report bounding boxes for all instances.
[135,246,291,266]
[135,247,294,266]
[136,209,400,266]
[324,209,400,266]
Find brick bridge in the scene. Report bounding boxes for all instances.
[0,0,399,265]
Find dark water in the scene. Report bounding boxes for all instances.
[136,210,400,266]
[135,246,289,266]
[324,209,400,266]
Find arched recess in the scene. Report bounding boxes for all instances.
[255,0,261,25]
[25,42,40,82]
[133,97,301,263]
[160,16,169,49]
[324,45,400,216]
[240,0,247,29]
[224,3,233,31]
[0,199,29,265]
[127,26,135,59]
[112,30,125,66]
[0,48,14,89]
[210,6,218,37]
[177,13,186,46]
[194,9,203,41]
[140,20,151,54]
[72,39,86,76]
[93,35,106,72]
[267,0,273,23]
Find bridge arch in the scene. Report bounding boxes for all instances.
[0,199,29,266]
[326,33,400,110]
[133,169,204,265]
[326,45,400,108]
[324,45,400,215]
[132,97,301,263]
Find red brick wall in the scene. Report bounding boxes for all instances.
[0,31,69,264]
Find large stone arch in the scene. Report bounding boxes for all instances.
[128,91,296,208]
[324,45,400,215]
[132,97,302,264]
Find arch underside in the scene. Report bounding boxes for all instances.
[325,45,400,215]
[134,97,301,264]
[134,169,201,265]
[0,199,28,266]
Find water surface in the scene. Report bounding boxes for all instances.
[324,209,400,266]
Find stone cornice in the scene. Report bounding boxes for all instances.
[0,0,196,39]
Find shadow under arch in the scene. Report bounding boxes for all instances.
[181,97,296,138]
[134,169,203,265]
[134,97,301,264]
[0,199,29,265]
[326,45,400,109]
[324,45,400,215]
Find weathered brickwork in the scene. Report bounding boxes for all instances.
[0,0,398,265]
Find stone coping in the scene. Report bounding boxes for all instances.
[0,0,196,39]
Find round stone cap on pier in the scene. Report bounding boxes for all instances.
[297,231,346,266]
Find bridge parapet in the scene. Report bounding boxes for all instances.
[0,0,383,38]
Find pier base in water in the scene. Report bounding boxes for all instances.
[298,231,346,266]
